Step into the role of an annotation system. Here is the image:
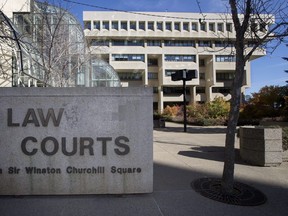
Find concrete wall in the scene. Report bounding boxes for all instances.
[0,87,153,195]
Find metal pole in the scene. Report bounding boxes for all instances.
[183,79,187,132]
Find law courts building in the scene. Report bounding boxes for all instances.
[83,11,268,111]
[0,0,270,112]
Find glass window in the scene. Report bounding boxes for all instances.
[157,22,163,31]
[209,23,215,31]
[112,21,118,30]
[118,72,142,81]
[216,72,235,81]
[165,70,176,77]
[217,23,224,32]
[174,22,180,31]
[200,22,206,31]
[139,21,145,30]
[94,21,100,30]
[130,21,136,30]
[198,41,212,47]
[102,21,109,30]
[226,23,232,32]
[147,40,161,46]
[215,55,236,62]
[148,21,154,30]
[191,22,198,31]
[165,22,172,31]
[164,40,195,47]
[183,22,189,31]
[112,54,145,62]
[111,40,144,46]
[121,21,127,30]
[84,21,91,30]
[165,55,196,62]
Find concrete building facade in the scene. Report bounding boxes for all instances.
[83,11,267,112]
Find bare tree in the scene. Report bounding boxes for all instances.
[222,0,288,194]
[0,0,88,87]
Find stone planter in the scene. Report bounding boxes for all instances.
[239,127,282,166]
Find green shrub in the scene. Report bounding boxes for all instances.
[206,97,230,119]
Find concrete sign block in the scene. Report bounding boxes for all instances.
[239,127,282,166]
[0,88,153,195]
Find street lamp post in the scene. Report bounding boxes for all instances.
[171,69,197,132]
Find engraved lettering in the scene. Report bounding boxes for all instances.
[7,108,20,127]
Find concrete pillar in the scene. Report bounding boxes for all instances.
[158,86,164,113]
[189,86,196,105]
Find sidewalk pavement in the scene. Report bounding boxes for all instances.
[1,122,288,216]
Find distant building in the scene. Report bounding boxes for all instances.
[83,11,268,111]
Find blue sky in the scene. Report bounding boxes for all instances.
[56,0,288,94]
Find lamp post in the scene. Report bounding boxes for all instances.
[171,69,197,132]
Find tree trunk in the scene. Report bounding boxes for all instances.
[221,44,246,194]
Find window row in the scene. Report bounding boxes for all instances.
[112,54,145,62]
[216,72,235,81]
[215,55,236,62]
[84,20,234,33]
[165,55,196,62]
[196,87,232,94]
[89,39,238,48]
[117,72,159,80]
[110,54,236,64]
[118,72,142,80]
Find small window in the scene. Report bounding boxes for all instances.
[130,21,136,30]
[148,21,154,30]
[147,40,161,46]
[112,21,118,30]
[209,23,215,31]
[174,22,180,31]
[84,21,91,30]
[102,21,109,30]
[217,23,224,32]
[198,41,212,47]
[157,22,163,31]
[183,22,189,31]
[121,21,127,30]
[94,21,100,30]
[165,22,172,31]
[191,22,198,31]
[200,22,206,31]
[139,21,145,30]
[226,23,232,32]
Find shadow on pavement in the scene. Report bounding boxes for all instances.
[154,126,227,134]
[178,146,245,165]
